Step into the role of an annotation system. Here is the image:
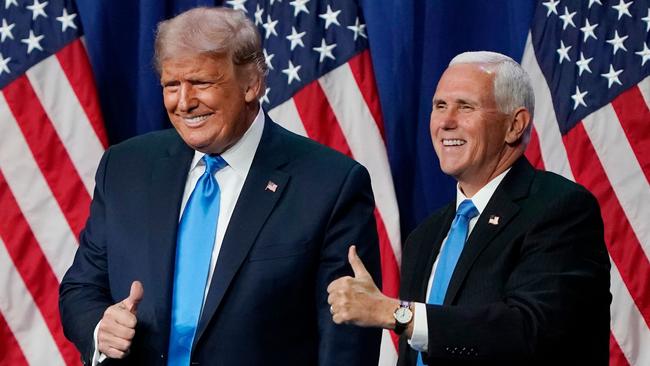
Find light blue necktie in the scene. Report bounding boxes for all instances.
[417,199,478,366]
[168,155,226,366]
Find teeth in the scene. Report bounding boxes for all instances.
[183,114,210,124]
[442,139,465,146]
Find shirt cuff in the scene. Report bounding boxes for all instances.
[92,320,107,365]
[407,302,428,352]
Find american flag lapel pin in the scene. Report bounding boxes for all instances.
[265,180,278,193]
[488,215,500,226]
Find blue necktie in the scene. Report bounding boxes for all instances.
[168,155,226,366]
[417,199,478,366]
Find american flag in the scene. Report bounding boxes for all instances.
[225,0,402,364]
[0,0,106,364]
[522,0,650,364]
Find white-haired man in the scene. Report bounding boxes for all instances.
[327,51,610,365]
[60,7,382,365]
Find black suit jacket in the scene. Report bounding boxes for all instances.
[398,157,611,365]
[59,119,382,365]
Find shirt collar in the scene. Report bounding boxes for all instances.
[455,168,511,215]
[189,106,265,176]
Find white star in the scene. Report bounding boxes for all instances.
[580,19,598,42]
[347,17,367,41]
[263,48,274,70]
[542,0,559,16]
[612,0,633,20]
[556,40,572,64]
[282,60,301,84]
[635,43,650,66]
[286,27,306,50]
[319,5,341,29]
[4,0,17,9]
[290,0,309,16]
[606,30,628,55]
[571,86,588,110]
[21,30,45,54]
[254,5,264,25]
[262,15,278,39]
[56,9,77,32]
[0,18,15,42]
[0,53,10,75]
[261,87,270,104]
[576,52,593,76]
[26,0,49,21]
[642,8,650,32]
[313,38,336,63]
[226,0,247,12]
[559,7,576,30]
[601,65,623,88]
[588,0,603,8]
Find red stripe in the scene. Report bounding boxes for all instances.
[609,332,630,366]
[563,123,650,328]
[0,312,28,366]
[524,126,545,170]
[0,172,80,365]
[609,86,650,183]
[292,81,352,156]
[347,51,386,140]
[55,39,109,148]
[2,75,91,238]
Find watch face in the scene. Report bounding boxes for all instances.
[394,307,413,323]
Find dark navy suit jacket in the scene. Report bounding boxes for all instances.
[59,119,382,365]
[397,158,611,366]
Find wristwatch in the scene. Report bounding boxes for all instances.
[393,300,413,335]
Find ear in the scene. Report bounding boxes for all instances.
[505,107,531,144]
[243,69,263,103]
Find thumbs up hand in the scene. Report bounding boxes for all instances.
[327,246,399,329]
[97,281,144,359]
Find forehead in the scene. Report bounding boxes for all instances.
[160,53,232,78]
[434,63,495,102]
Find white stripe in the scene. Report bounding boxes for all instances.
[521,34,575,181]
[318,62,402,263]
[582,104,650,258]
[268,98,309,137]
[378,330,398,366]
[610,258,650,365]
[0,94,78,281]
[0,238,66,366]
[26,52,104,196]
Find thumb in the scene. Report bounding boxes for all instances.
[123,281,144,314]
[348,245,371,280]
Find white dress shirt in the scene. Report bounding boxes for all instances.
[92,108,265,365]
[409,168,510,352]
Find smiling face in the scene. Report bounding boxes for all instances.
[430,63,522,196]
[161,53,260,154]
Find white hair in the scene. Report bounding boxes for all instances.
[449,51,534,144]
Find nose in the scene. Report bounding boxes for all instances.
[431,107,457,131]
[177,83,198,112]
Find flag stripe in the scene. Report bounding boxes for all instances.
[2,75,91,238]
[524,126,545,170]
[0,182,77,365]
[56,38,109,148]
[609,85,650,183]
[521,39,574,181]
[318,61,402,261]
[0,312,28,366]
[0,94,78,281]
[268,97,309,136]
[27,50,104,195]
[347,51,386,139]
[609,332,631,366]
[292,81,352,156]
[563,123,650,327]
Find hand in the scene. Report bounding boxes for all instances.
[327,246,398,329]
[97,281,144,359]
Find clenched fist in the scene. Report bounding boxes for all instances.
[97,281,144,359]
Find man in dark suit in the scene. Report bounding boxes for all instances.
[59,7,381,366]
[327,51,610,365]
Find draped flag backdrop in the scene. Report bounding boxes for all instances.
[1,0,648,365]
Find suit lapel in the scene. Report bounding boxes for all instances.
[195,120,290,343]
[443,158,535,305]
